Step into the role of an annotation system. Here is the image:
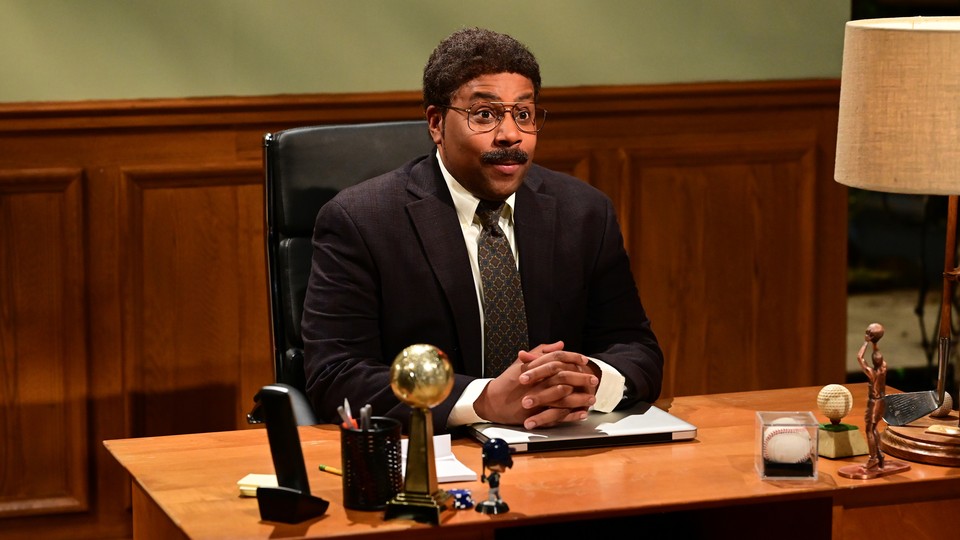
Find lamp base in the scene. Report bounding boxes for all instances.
[880,412,960,467]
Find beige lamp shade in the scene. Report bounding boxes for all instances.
[835,17,960,195]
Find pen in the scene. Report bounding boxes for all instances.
[360,404,371,431]
[318,464,343,476]
[336,405,350,425]
[343,398,353,425]
[336,405,357,429]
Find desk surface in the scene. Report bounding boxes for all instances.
[104,384,960,539]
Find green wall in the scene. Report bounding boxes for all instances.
[0,0,849,104]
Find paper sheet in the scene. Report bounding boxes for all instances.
[401,433,477,483]
[479,426,549,443]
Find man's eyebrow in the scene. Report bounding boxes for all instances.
[468,91,500,102]
[466,91,536,103]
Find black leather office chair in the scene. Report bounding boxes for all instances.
[263,120,434,396]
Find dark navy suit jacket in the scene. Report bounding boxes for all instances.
[301,152,663,433]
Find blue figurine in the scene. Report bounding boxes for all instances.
[476,438,513,514]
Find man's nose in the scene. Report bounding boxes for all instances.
[493,111,523,144]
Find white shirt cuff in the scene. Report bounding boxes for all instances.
[446,378,492,427]
[589,357,625,413]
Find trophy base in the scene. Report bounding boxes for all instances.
[818,423,868,458]
[384,490,451,525]
[880,412,960,467]
[837,459,910,479]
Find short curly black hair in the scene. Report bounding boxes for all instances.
[422,27,541,109]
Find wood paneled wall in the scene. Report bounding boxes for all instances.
[0,79,845,539]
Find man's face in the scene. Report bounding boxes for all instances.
[427,72,537,201]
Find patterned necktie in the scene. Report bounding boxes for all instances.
[476,200,528,377]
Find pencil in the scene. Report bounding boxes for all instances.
[318,464,343,476]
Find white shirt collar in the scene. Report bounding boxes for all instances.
[436,149,517,227]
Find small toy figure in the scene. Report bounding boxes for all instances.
[475,438,513,514]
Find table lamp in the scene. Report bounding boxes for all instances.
[834,16,960,466]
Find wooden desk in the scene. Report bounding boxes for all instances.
[104,385,960,539]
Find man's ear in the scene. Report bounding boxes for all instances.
[425,105,444,145]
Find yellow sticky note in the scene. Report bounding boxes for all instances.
[237,473,278,497]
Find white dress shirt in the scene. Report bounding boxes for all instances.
[435,151,626,427]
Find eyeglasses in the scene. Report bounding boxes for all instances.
[442,101,547,134]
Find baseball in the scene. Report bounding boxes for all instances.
[817,384,853,423]
[763,418,812,463]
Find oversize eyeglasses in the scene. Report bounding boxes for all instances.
[442,101,547,134]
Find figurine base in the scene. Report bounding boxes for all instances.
[818,424,869,458]
[837,459,910,479]
[880,412,960,467]
[475,500,509,515]
[384,490,451,525]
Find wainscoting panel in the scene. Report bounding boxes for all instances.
[118,164,269,438]
[627,130,820,396]
[0,169,88,519]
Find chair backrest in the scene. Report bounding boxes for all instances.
[263,120,434,392]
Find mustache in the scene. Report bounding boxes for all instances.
[480,148,529,165]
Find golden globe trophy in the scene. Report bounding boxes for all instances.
[383,344,454,525]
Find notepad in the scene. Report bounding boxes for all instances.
[236,473,278,497]
[465,402,697,453]
[401,433,478,483]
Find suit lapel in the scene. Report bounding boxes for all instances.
[405,156,484,376]
[514,176,556,347]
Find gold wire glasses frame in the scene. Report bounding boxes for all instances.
[442,101,547,134]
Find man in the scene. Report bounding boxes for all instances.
[301,27,663,434]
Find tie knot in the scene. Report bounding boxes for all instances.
[476,200,505,231]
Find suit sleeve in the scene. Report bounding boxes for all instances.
[301,198,474,432]
[301,199,396,424]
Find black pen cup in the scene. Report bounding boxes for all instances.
[340,416,403,510]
